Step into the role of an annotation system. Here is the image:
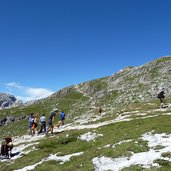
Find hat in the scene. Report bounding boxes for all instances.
[53,108,58,112]
[8,142,13,146]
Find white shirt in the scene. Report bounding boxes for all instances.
[40,116,46,122]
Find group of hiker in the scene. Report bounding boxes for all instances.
[28,108,66,135]
[0,109,65,159]
[26,89,167,137]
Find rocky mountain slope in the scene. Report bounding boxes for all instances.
[48,56,171,116]
[74,56,171,105]
[0,93,22,109]
[1,56,171,170]
[1,56,171,124]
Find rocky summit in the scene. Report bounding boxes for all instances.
[0,93,17,108]
[0,93,22,109]
[50,56,171,114]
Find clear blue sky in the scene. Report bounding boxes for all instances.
[0,0,171,102]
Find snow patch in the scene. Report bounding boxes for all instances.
[92,132,171,171]
[47,152,84,164]
[104,139,133,149]
[79,132,103,142]
[14,152,84,171]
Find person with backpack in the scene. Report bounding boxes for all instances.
[32,113,39,135]
[28,113,34,135]
[157,90,165,108]
[38,114,46,134]
[46,109,58,134]
[98,107,103,115]
[60,110,65,126]
[0,137,13,159]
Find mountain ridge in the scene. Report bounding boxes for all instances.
[1,56,171,124]
[1,56,171,170]
[0,93,23,109]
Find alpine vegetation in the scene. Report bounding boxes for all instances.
[1,56,171,171]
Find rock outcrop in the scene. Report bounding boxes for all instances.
[0,93,23,109]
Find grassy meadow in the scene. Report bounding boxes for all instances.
[1,98,171,170]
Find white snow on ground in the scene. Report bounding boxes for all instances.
[143,132,171,148]
[13,159,45,171]
[79,132,103,142]
[12,142,39,160]
[13,134,45,145]
[0,142,39,162]
[1,109,171,162]
[104,139,133,149]
[47,152,84,164]
[92,132,171,171]
[58,111,171,132]
[14,152,84,171]
[74,112,107,125]
[1,106,171,170]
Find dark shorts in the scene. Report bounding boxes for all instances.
[48,119,53,126]
[34,123,38,128]
[60,117,65,121]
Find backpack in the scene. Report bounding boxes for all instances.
[60,112,65,119]
[49,112,56,120]
[29,116,34,124]
[157,91,165,99]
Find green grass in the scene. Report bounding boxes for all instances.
[0,119,28,139]
[156,56,171,63]
[88,78,108,92]
[161,152,171,158]
[122,165,144,171]
[150,67,159,79]
[1,114,171,170]
[98,90,120,107]
[0,90,91,139]
[1,94,171,170]
[2,58,171,170]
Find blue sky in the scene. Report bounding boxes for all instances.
[0,0,171,102]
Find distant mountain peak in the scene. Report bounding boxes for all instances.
[0,93,23,109]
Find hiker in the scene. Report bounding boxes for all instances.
[157,90,165,108]
[60,110,65,126]
[30,113,39,135]
[0,137,13,159]
[32,113,39,134]
[47,109,58,134]
[38,114,46,134]
[28,113,34,134]
[98,107,103,115]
